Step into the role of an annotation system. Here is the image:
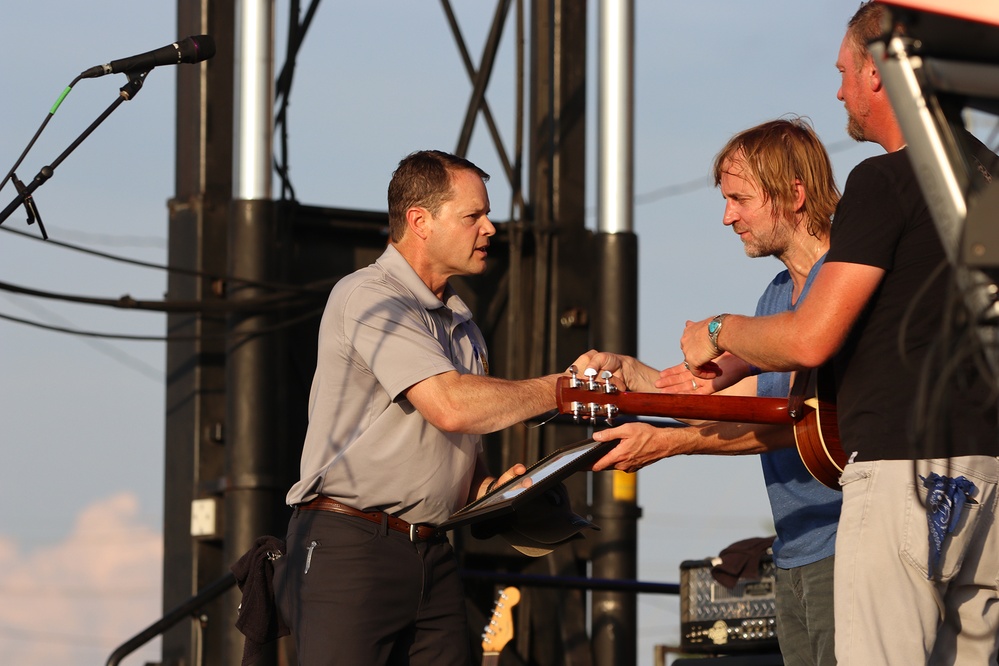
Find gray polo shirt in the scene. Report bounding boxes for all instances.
[286,244,487,525]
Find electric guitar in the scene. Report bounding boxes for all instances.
[555,367,847,490]
[481,586,520,665]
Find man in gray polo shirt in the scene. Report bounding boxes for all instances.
[277,150,587,665]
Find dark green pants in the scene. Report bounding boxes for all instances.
[775,554,836,666]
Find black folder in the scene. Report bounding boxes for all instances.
[437,438,613,532]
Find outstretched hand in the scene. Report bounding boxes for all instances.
[657,362,721,394]
[656,353,752,395]
[569,349,660,392]
[568,349,627,389]
[590,422,672,473]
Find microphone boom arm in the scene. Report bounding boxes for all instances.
[0,71,147,229]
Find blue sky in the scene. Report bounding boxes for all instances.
[0,1,884,663]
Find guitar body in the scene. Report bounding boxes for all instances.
[790,369,847,491]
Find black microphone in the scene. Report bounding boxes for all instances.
[80,35,216,79]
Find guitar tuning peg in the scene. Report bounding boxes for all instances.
[599,370,618,394]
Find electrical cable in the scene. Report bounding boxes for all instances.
[0,311,174,341]
[905,262,999,463]
[0,305,324,343]
[0,277,321,314]
[0,225,331,295]
[274,0,323,202]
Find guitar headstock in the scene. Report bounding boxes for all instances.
[556,365,621,425]
[481,586,521,655]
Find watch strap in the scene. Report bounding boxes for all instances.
[708,314,728,351]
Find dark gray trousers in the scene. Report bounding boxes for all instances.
[275,508,471,665]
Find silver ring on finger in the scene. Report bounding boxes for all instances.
[691,379,697,390]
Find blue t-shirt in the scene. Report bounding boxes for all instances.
[755,255,841,569]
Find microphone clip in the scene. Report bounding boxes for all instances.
[11,172,47,240]
[119,70,148,101]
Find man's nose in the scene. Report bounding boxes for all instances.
[481,216,496,236]
[722,203,737,226]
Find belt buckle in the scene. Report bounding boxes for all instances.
[409,523,436,542]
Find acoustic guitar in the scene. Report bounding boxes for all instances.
[555,367,847,490]
[785,367,846,490]
[481,586,520,665]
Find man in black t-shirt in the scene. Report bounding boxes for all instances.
[680,3,999,664]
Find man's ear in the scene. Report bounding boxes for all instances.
[867,56,883,92]
[406,206,431,240]
[793,178,806,213]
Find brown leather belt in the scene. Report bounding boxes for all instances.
[297,496,440,542]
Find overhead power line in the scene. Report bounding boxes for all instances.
[0,276,325,314]
[0,225,330,295]
[0,306,325,344]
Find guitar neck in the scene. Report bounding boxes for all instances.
[612,392,793,424]
[482,654,500,666]
[557,377,795,425]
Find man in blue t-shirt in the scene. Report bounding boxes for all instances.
[584,118,841,666]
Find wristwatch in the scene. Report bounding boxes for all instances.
[707,314,728,351]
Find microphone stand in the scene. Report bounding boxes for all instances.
[0,69,148,232]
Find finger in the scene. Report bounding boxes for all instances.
[604,374,626,391]
[656,377,689,391]
[703,360,723,375]
[659,363,687,378]
[591,451,618,472]
[496,463,527,486]
[690,365,720,379]
[592,426,625,442]
[689,376,715,394]
[584,353,624,377]
[656,362,694,389]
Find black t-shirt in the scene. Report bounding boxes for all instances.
[826,148,997,460]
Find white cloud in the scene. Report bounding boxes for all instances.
[0,493,162,665]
